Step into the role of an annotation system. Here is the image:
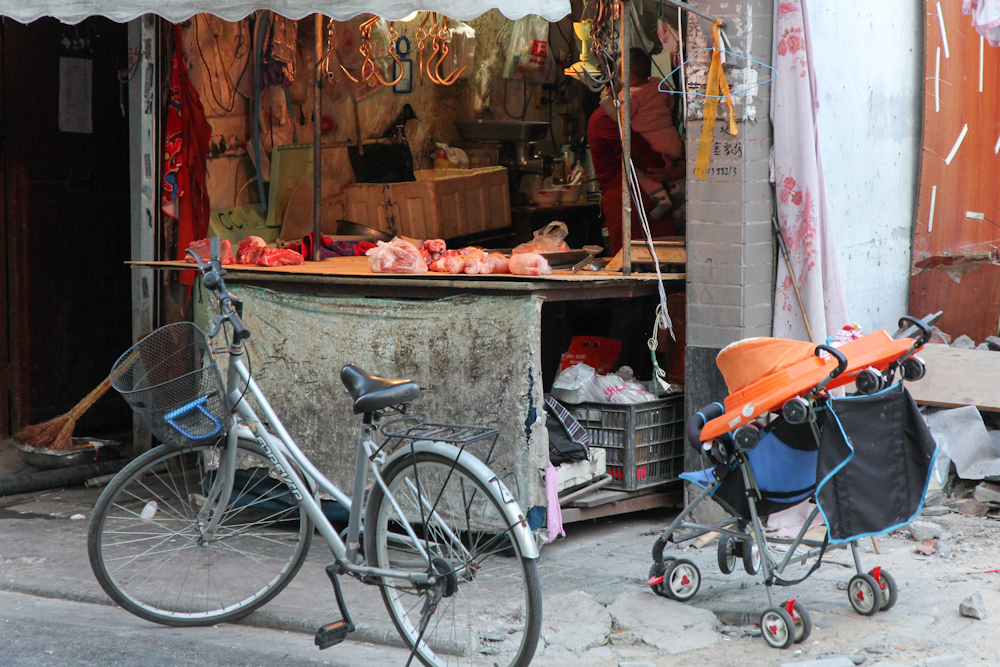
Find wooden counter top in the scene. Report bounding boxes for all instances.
[131,257,684,302]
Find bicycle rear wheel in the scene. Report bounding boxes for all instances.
[88,438,313,626]
[364,451,542,667]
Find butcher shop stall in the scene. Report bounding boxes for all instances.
[7,0,693,524]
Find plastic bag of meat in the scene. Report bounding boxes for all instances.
[511,221,571,255]
[185,238,234,265]
[508,253,552,276]
[366,237,428,274]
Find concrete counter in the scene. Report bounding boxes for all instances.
[135,259,684,512]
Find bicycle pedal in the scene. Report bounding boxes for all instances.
[314,619,352,650]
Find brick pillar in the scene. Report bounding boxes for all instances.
[681,1,776,499]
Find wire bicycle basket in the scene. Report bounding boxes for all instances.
[110,322,229,447]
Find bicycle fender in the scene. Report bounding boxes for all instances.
[382,441,540,560]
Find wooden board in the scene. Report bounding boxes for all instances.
[130,257,685,283]
[906,344,1000,412]
[910,1,1000,342]
[605,239,686,272]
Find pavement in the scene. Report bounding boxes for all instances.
[3,437,1000,667]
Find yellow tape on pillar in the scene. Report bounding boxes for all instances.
[694,22,737,180]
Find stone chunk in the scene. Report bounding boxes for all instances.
[929,327,952,345]
[985,335,1000,351]
[779,658,855,667]
[951,335,976,349]
[541,590,612,651]
[913,652,965,667]
[959,592,987,620]
[973,481,1000,504]
[908,520,943,541]
[607,591,718,654]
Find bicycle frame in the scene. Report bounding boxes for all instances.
[198,339,536,590]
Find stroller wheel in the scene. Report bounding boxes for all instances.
[760,607,795,649]
[717,535,737,575]
[855,368,885,395]
[647,558,675,597]
[902,356,926,382]
[782,599,812,643]
[871,568,898,611]
[663,559,701,602]
[743,539,761,575]
[847,573,881,616]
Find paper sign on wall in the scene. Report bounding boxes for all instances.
[58,57,92,134]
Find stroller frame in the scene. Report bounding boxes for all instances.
[647,317,934,650]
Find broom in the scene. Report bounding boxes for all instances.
[14,377,112,450]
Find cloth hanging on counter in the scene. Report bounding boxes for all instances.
[163,24,212,288]
[769,0,848,342]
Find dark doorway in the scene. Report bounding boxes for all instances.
[2,17,132,438]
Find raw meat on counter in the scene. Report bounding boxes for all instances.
[236,236,304,266]
[465,252,510,274]
[429,246,485,274]
[366,237,428,274]
[185,238,233,265]
[419,239,447,266]
[508,253,552,276]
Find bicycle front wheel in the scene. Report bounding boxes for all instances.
[88,438,313,626]
[364,451,542,667]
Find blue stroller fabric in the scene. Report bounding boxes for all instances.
[815,383,937,544]
[682,423,819,519]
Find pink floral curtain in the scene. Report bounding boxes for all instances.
[770,0,848,343]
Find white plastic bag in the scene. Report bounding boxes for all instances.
[585,372,655,404]
[550,363,597,404]
[512,221,571,254]
[366,237,428,274]
[502,16,554,83]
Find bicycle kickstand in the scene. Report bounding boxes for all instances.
[315,564,356,650]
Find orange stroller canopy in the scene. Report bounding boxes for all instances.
[716,337,817,394]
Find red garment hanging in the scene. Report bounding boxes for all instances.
[163,24,211,287]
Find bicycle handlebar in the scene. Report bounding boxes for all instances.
[184,237,251,341]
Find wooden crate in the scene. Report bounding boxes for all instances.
[344,167,511,240]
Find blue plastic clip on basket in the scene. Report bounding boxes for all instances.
[109,322,229,446]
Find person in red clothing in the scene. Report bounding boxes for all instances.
[587,98,684,254]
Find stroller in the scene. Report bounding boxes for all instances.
[646,317,939,649]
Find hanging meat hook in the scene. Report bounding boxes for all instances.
[424,13,443,84]
[434,18,466,85]
[415,12,429,85]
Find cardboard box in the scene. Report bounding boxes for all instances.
[344,167,511,240]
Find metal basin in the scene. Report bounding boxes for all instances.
[456,120,549,143]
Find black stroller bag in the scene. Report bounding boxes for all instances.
[815,383,938,543]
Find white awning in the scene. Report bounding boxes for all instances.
[0,0,571,25]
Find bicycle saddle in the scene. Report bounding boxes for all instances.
[340,365,420,414]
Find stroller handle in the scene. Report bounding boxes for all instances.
[687,403,725,451]
[898,316,932,348]
[813,344,848,392]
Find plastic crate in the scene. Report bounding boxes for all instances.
[572,394,685,491]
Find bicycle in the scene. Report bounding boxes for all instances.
[87,238,542,667]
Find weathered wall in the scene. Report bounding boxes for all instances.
[219,285,548,509]
[807,4,922,332]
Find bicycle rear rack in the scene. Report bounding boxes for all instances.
[379,418,500,467]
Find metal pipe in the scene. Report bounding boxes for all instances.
[313,13,323,261]
[620,1,632,276]
[662,0,726,27]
